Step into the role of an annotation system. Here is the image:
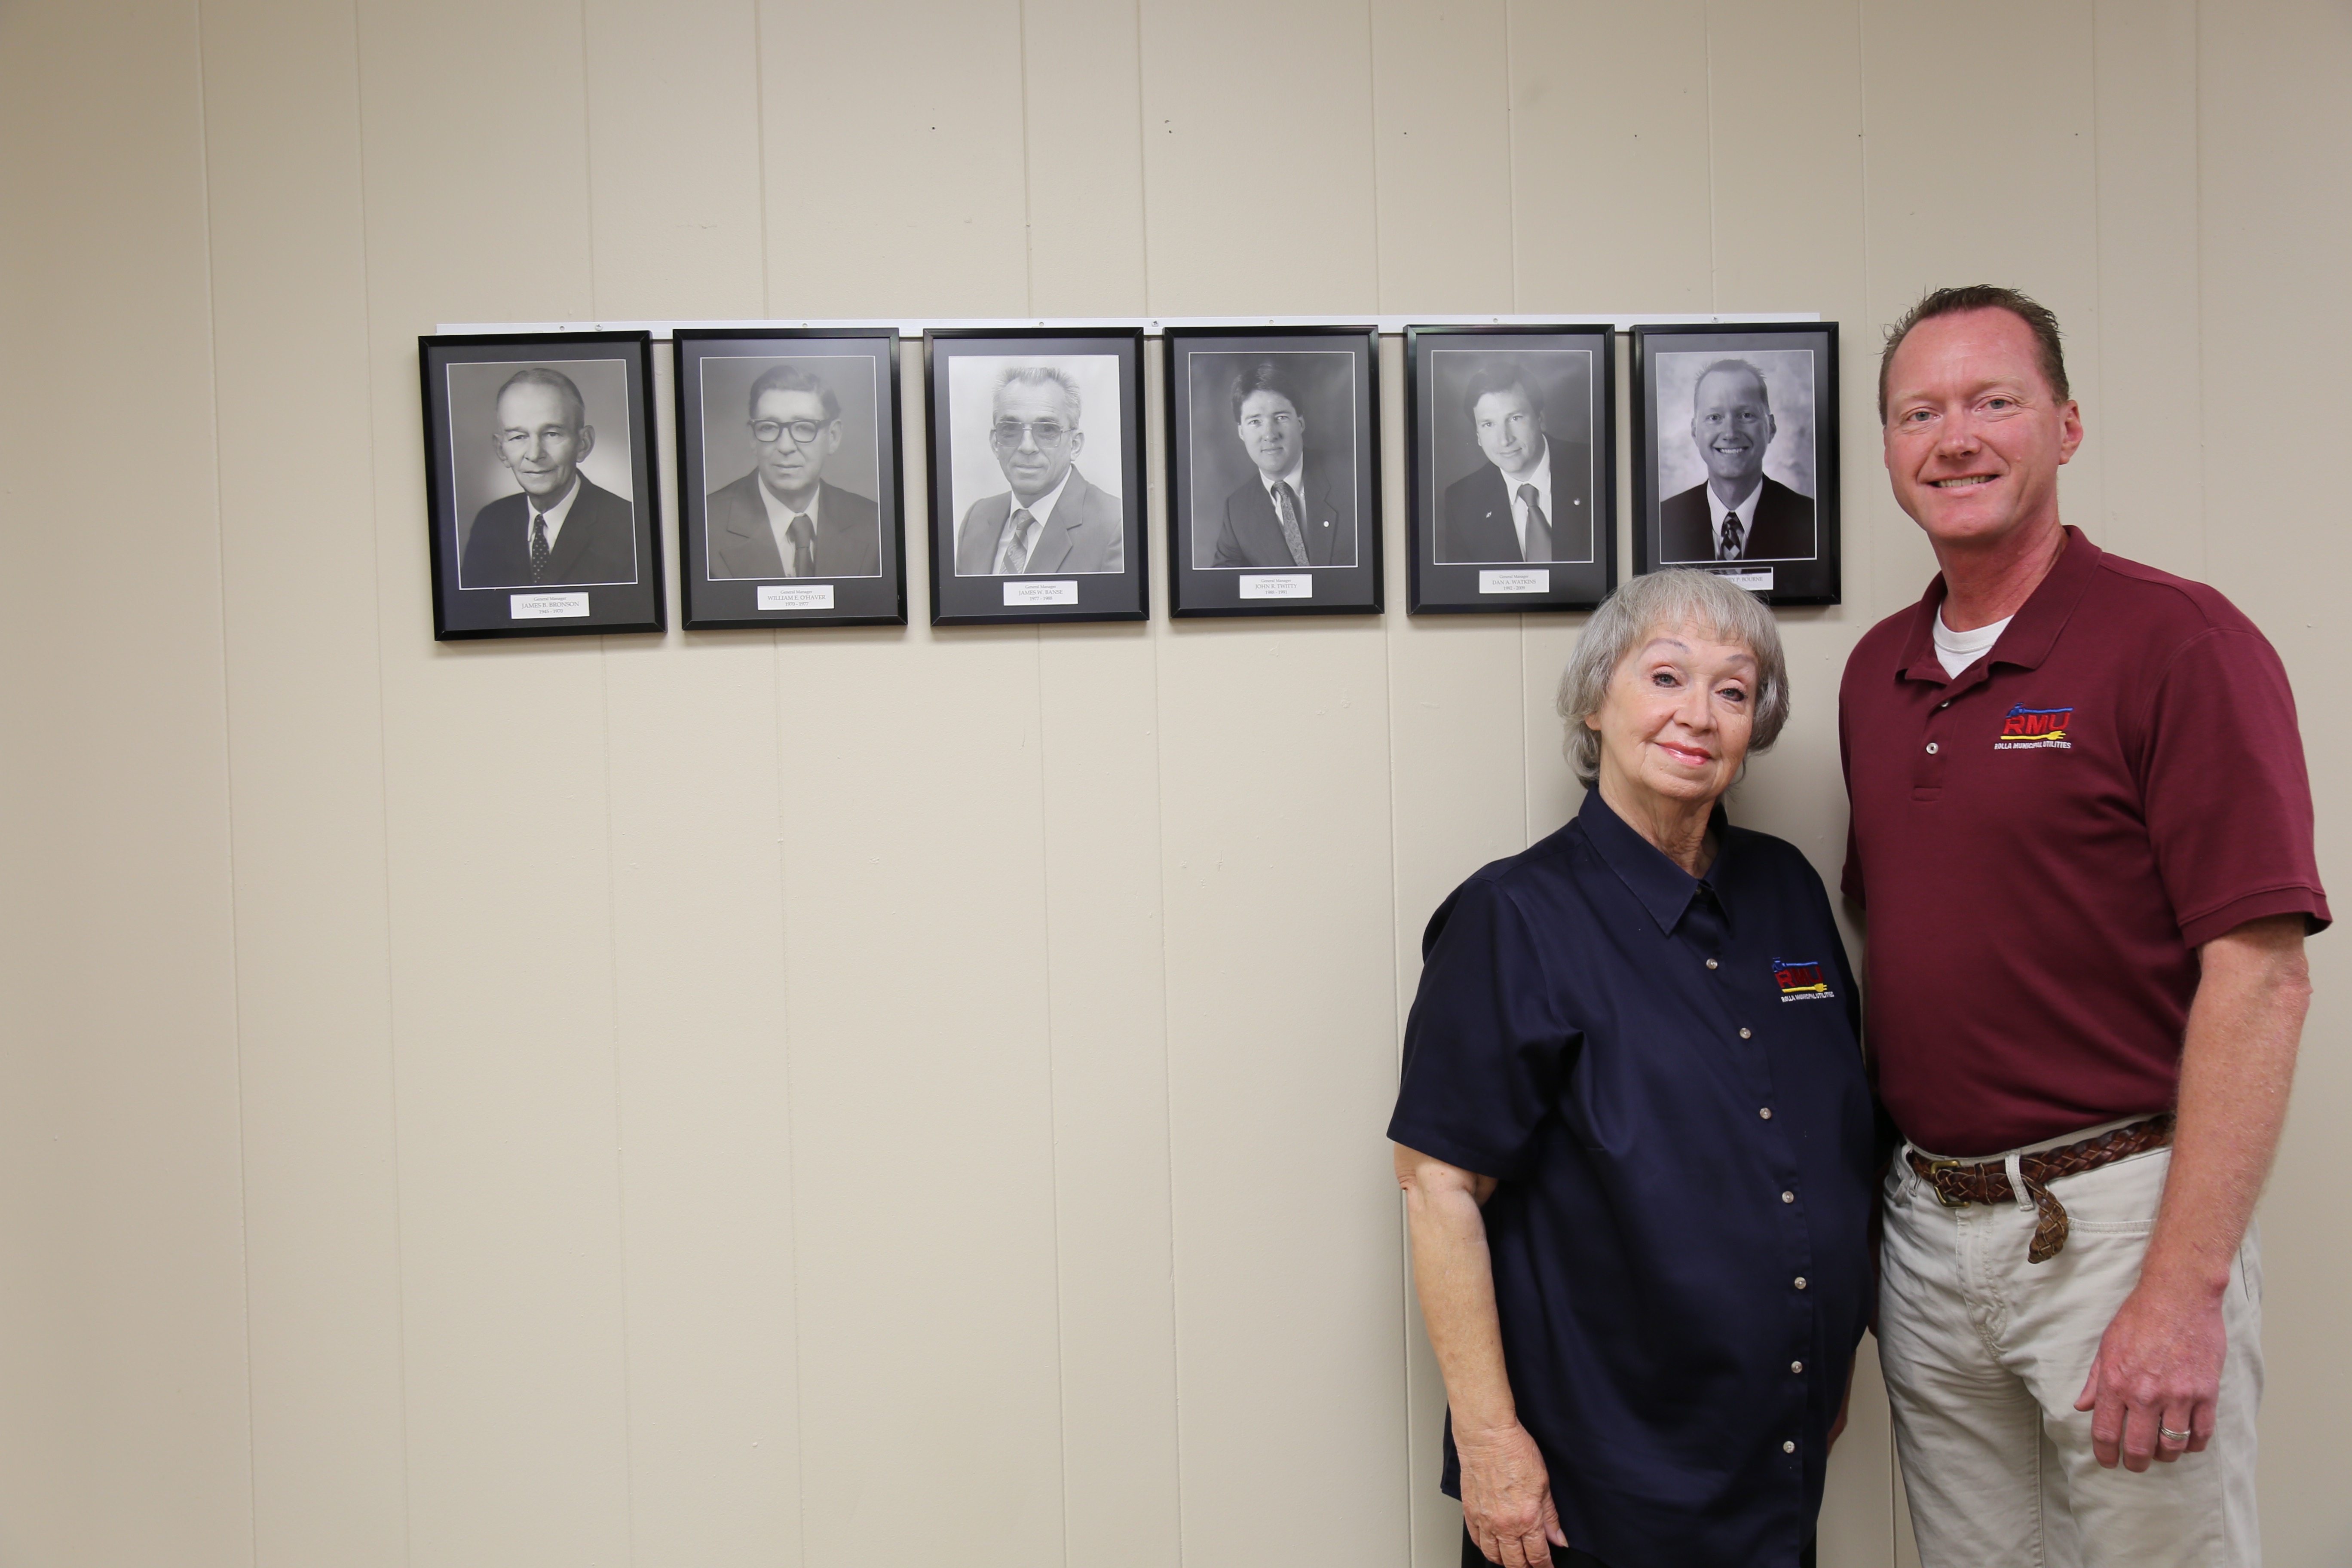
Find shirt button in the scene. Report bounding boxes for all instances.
[1739,1027,1752,1040]
[1792,1360,1804,1374]
[1782,1440,1797,1454]
[1781,1190,1795,1203]
[1925,741,1940,755]
[1794,1276,1808,1290]
[1705,958,1718,970]
[1759,1107,1773,1120]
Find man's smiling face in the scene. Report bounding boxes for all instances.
[1881,308,2082,551]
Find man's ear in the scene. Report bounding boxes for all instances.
[575,424,597,462]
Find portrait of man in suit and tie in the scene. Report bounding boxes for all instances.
[1206,358,1358,570]
[1436,364,1595,565]
[457,365,639,588]
[1656,356,1818,564]
[703,362,882,580]
[952,363,1126,577]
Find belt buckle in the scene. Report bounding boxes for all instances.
[1926,1158,1970,1208]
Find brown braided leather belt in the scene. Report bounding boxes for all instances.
[1906,1114,2175,1265]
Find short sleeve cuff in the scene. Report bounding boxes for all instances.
[1384,1115,1527,1183]
[2179,885,2333,951]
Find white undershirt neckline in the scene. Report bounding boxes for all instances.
[1933,608,2013,678]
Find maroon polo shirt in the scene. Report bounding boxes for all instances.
[1840,528,2328,1155]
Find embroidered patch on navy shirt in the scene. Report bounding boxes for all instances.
[1773,958,1835,1002]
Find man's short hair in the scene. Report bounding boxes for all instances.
[747,362,841,423]
[1878,284,2069,422]
[1229,360,1301,423]
[1463,367,1545,425]
[995,364,1083,427]
[496,366,587,428]
[1694,358,1771,414]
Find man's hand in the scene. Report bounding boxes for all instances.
[1456,1420,1570,1567]
[2074,1279,2226,1470]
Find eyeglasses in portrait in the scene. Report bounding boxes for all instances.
[674,331,907,628]
[1162,326,1382,618]
[419,332,664,639]
[923,328,1147,626]
[1631,322,1841,606]
[1406,325,1616,614]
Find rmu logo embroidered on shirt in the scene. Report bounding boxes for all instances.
[1995,704,2074,751]
[1773,959,1834,1002]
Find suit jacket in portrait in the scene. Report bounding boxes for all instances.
[1211,463,1357,569]
[460,476,638,588]
[953,468,1126,576]
[1438,438,1595,564]
[704,472,882,579]
[1658,474,1816,564]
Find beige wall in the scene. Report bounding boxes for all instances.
[0,0,2344,1563]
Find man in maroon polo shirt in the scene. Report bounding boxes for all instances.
[1841,285,2326,1567]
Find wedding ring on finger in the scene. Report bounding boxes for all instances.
[2158,1425,2192,1445]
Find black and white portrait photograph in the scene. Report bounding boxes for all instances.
[418,331,664,639]
[1632,322,1841,606]
[1162,327,1381,618]
[1406,325,1615,614]
[923,329,1146,626]
[674,331,906,628]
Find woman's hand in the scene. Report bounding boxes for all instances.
[1456,1420,1570,1567]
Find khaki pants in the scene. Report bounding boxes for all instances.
[1878,1135,2264,1567]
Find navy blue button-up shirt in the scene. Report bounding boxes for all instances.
[1388,789,1877,1568]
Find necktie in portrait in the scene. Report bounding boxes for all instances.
[785,513,816,578]
[1004,508,1035,573]
[1273,481,1310,567]
[1719,512,1744,561]
[530,513,550,582]
[1519,484,1552,563]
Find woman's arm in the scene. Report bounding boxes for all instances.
[1396,1143,1571,1568]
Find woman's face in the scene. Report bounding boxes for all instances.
[1586,621,1758,812]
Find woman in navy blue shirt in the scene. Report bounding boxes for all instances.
[1390,570,1877,1568]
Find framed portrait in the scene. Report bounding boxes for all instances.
[418,331,664,640]
[673,330,906,628]
[923,328,1148,626]
[1405,325,1615,614]
[1162,326,1382,617]
[1630,322,1841,606]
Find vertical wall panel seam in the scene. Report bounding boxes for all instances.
[1503,0,1519,309]
[1701,0,1718,310]
[1364,0,1384,309]
[1132,0,1154,309]
[346,0,416,1554]
[750,0,772,314]
[1017,0,1036,312]
[578,0,598,309]
[1033,631,1073,1568]
[189,1,263,1559]
[1145,616,1188,1568]
[771,630,811,1568]
[2188,0,2207,579]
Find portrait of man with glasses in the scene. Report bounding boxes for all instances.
[456,364,640,589]
[705,361,882,580]
[951,362,1126,577]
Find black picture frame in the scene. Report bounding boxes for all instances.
[419,331,665,640]
[1630,322,1841,606]
[1162,326,1383,618]
[1405,324,1616,614]
[923,328,1148,626]
[673,330,907,629]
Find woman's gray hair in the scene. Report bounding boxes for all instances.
[1554,569,1792,787]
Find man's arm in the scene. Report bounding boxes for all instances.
[2074,913,2311,1470]
[1394,1143,1569,1568]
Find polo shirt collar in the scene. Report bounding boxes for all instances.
[1577,786,1734,934]
[1894,525,2104,687]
